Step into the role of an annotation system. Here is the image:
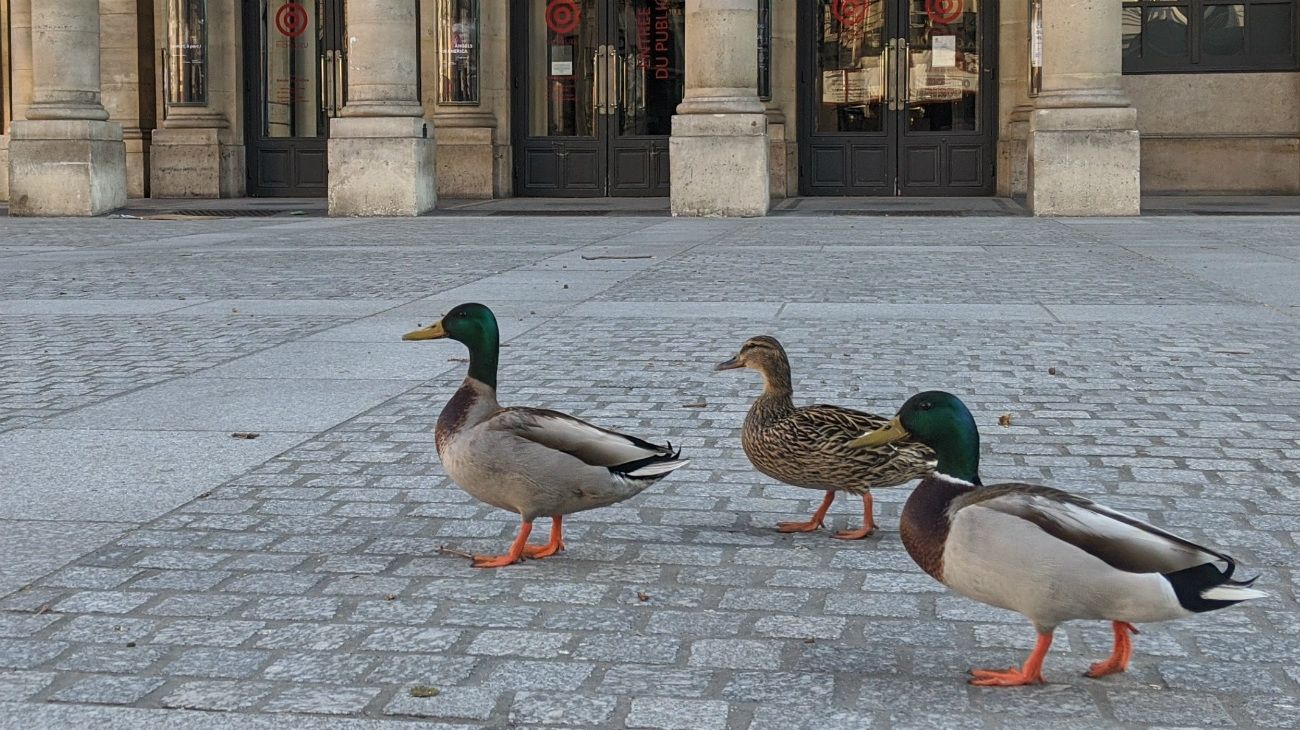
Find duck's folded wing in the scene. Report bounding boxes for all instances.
[488,407,674,468]
[781,405,935,464]
[960,484,1230,574]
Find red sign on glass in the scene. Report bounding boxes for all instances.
[545,0,580,35]
[925,0,964,25]
[276,2,309,38]
[831,0,870,27]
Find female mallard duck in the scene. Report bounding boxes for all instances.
[715,336,934,539]
[403,303,689,568]
[850,391,1266,686]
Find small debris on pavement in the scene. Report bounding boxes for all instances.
[409,686,440,698]
[231,432,260,440]
[998,414,1013,427]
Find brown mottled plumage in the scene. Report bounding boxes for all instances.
[716,336,935,538]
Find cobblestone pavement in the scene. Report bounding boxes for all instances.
[1,213,1298,729]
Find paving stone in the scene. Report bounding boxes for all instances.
[161,679,274,711]
[485,660,594,690]
[361,627,461,653]
[150,620,264,648]
[50,617,154,645]
[384,686,501,721]
[444,605,540,629]
[749,705,875,730]
[364,655,479,685]
[1106,689,1234,725]
[242,597,342,621]
[688,639,783,670]
[0,613,61,638]
[0,670,55,701]
[263,686,382,715]
[49,675,165,705]
[723,671,834,704]
[53,645,169,673]
[146,594,247,617]
[467,629,570,659]
[509,691,617,726]
[576,634,679,664]
[599,664,716,698]
[261,652,374,683]
[163,648,272,678]
[255,624,366,650]
[131,570,230,592]
[52,591,154,614]
[626,697,729,730]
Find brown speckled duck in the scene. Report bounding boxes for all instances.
[851,391,1266,686]
[715,336,934,539]
[403,303,689,568]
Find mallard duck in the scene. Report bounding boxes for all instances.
[402,303,689,568]
[850,391,1266,686]
[715,336,935,539]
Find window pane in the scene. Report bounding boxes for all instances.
[1122,5,1142,64]
[1143,6,1189,62]
[1249,2,1295,60]
[815,0,887,133]
[1201,4,1245,59]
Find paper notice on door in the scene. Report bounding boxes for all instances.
[551,61,573,76]
[933,35,957,67]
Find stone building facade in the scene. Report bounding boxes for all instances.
[0,0,1296,216]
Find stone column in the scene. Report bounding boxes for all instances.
[995,0,1032,198]
[328,0,435,216]
[151,0,242,198]
[670,0,769,217]
[8,0,128,215]
[1025,0,1140,215]
[0,0,35,202]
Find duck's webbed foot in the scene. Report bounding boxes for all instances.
[470,519,533,569]
[1085,621,1138,678]
[522,515,565,559]
[777,491,835,533]
[831,493,876,540]
[969,632,1053,687]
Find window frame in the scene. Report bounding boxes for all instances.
[1121,0,1299,74]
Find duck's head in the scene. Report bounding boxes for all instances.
[714,335,789,374]
[402,302,498,345]
[849,390,981,484]
[403,303,500,387]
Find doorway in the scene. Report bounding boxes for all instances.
[244,0,346,197]
[511,0,685,197]
[798,0,996,196]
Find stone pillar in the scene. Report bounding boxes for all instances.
[996,0,1032,198]
[8,0,128,215]
[328,0,436,216]
[670,0,769,217]
[150,0,242,198]
[100,0,154,198]
[1025,0,1140,216]
[0,0,35,202]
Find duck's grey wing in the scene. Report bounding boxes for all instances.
[958,484,1231,575]
[488,407,684,475]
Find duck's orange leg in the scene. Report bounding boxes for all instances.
[1085,621,1139,678]
[471,519,533,568]
[832,492,877,540]
[523,515,565,559]
[778,491,836,533]
[969,632,1053,686]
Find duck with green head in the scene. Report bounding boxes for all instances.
[850,391,1265,686]
[403,303,689,568]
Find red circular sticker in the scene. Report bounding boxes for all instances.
[546,0,581,35]
[831,0,870,26]
[925,0,964,25]
[275,2,309,38]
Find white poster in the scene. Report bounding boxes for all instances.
[551,61,573,76]
[933,35,957,68]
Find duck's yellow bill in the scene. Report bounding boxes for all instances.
[401,321,447,341]
[848,417,908,448]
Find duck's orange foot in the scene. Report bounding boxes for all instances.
[968,667,1045,686]
[470,553,524,569]
[1085,621,1138,678]
[776,519,823,533]
[522,540,565,559]
[832,524,875,540]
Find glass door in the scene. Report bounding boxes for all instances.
[245,0,346,197]
[798,0,995,196]
[511,0,685,197]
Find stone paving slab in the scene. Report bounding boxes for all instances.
[0,214,1297,729]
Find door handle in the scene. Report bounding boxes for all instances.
[593,46,604,115]
[606,47,621,117]
[881,41,893,110]
[897,39,910,111]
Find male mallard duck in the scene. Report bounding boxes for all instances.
[715,336,934,539]
[850,391,1266,686]
[403,303,689,568]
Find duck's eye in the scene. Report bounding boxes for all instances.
[919,401,933,411]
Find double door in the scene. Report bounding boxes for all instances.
[799,0,997,196]
[511,0,685,197]
[244,0,346,197]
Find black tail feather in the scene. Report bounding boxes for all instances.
[1164,558,1260,613]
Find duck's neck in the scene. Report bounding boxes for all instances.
[929,413,982,486]
[748,361,796,424]
[461,329,499,391]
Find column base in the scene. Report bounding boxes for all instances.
[1027,107,1140,216]
[0,135,10,203]
[150,127,243,198]
[328,117,435,216]
[433,113,496,199]
[7,120,127,216]
[670,113,770,217]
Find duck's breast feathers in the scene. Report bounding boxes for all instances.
[487,407,686,475]
[954,483,1231,575]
